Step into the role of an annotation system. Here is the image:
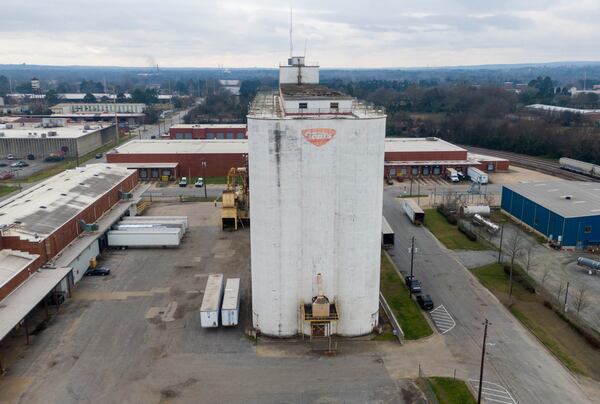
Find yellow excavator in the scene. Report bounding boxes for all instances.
[221,166,250,230]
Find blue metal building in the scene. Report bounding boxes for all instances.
[501,181,600,249]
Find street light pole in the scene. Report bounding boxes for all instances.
[409,236,415,297]
[477,319,489,404]
[202,160,207,199]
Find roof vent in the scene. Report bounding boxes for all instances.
[426,137,438,141]
[562,195,573,200]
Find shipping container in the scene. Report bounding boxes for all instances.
[200,274,224,328]
[221,278,241,326]
[106,228,182,247]
[467,167,488,184]
[403,199,425,225]
[381,216,395,249]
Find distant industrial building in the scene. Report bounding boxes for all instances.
[168,124,247,140]
[526,104,600,121]
[106,137,507,180]
[0,122,117,159]
[501,181,600,249]
[107,140,247,179]
[0,164,140,350]
[50,102,145,115]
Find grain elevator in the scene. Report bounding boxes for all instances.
[248,55,386,337]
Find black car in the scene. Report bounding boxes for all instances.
[404,275,422,294]
[85,266,111,276]
[95,153,103,159]
[27,154,35,160]
[416,294,434,311]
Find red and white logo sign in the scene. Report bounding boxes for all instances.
[302,128,336,147]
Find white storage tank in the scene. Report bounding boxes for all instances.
[248,58,386,337]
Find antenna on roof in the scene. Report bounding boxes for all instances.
[289,7,294,57]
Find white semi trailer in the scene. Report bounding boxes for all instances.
[221,278,241,326]
[403,199,425,226]
[200,274,224,328]
[467,167,488,184]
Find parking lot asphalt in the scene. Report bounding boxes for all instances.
[382,187,596,404]
[0,202,424,404]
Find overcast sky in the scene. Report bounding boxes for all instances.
[1,0,599,68]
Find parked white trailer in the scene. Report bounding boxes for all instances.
[467,167,488,184]
[116,221,187,234]
[122,216,189,231]
[221,278,241,326]
[381,216,395,249]
[107,228,182,247]
[403,199,425,225]
[200,274,224,328]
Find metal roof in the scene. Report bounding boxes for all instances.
[385,137,466,153]
[0,123,108,139]
[113,139,249,154]
[504,181,600,218]
[0,266,71,341]
[0,250,39,289]
[0,163,135,241]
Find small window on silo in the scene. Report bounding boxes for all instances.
[584,226,592,233]
[299,102,308,109]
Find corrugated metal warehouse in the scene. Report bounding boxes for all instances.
[501,181,600,249]
[0,123,116,159]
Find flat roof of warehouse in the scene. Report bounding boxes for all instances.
[170,124,247,129]
[504,181,600,218]
[385,137,466,153]
[0,124,110,139]
[0,250,39,289]
[0,164,134,241]
[112,139,249,154]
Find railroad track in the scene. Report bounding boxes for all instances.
[462,145,597,182]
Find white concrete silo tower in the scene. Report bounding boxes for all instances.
[248,55,387,337]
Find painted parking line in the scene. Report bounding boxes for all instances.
[429,305,456,334]
[469,380,517,404]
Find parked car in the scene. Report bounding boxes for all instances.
[6,154,15,160]
[195,177,204,187]
[45,155,64,162]
[95,153,103,159]
[179,177,188,187]
[404,275,422,294]
[10,160,29,168]
[416,294,434,311]
[85,266,111,276]
[386,176,394,185]
[26,154,35,160]
[0,163,7,167]
[0,171,15,180]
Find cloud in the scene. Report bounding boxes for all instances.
[0,0,598,67]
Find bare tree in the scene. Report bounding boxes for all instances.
[556,281,564,302]
[524,248,537,273]
[540,266,551,287]
[573,286,588,316]
[504,230,526,305]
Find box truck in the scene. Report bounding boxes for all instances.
[403,199,425,225]
[446,167,460,182]
[221,278,241,326]
[200,274,224,328]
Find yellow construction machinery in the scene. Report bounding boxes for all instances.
[221,166,250,230]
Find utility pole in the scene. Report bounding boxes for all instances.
[409,236,415,297]
[497,224,504,263]
[113,86,118,147]
[477,319,490,404]
[564,281,570,312]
